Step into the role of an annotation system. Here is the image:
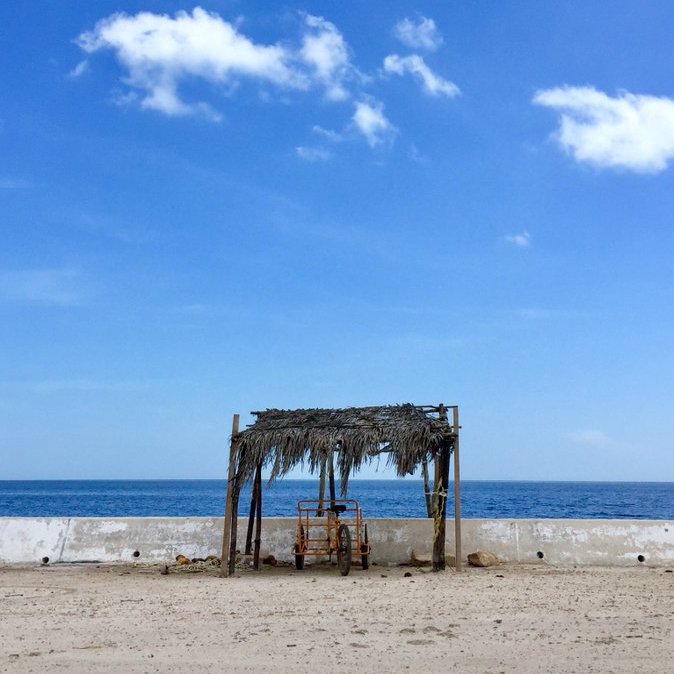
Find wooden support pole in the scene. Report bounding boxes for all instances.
[432,450,441,518]
[220,414,240,577]
[328,452,336,507]
[253,462,262,570]
[316,458,326,516]
[432,405,450,571]
[453,406,462,572]
[227,476,241,576]
[421,457,433,518]
[245,465,259,555]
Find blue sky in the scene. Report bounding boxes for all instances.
[2,1,674,481]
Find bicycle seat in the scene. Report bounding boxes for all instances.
[330,504,347,514]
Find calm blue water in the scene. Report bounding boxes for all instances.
[0,480,672,519]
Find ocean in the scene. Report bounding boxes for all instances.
[0,480,672,519]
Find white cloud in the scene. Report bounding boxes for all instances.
[393,16,443,51]
[77,8,361,118]
[312,125,343,142]
[68,60,89,79]
[505,231,530,247]
[569,429,615,449]
[300,14,352,101]
[77,7,307,118]
[352,99,395,147]
[383,54,459,98]
[533,86,674,173]
[0,268,87,306]
[296,145,332,161]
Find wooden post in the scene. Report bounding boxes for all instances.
[421,457,433,518]
[432,450,441,518]
[316,458,326,516]
[227,475,241,576]
[220,414,240,577]
[245,466,259,555]
[432,404,450,571]
[453,406,462,572]
[328,452,336,507]
[253,461,262,570]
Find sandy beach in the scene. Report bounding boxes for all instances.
[1,562,672,673]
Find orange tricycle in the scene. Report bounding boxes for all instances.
[292,499,370,576]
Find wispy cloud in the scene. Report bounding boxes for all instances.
[0,178,30,189]
[73,210,159,245]
[534,86,674,173]
[383,54,459,97]
[0,268,88,306]
[68,59,89,79]
[387,334,466,353]
[312,124,343,142]
[569,429,615,449]
[516,307,576,320]
[26,379,102,393]
[173,303,211,315]
[296,145,332,161]
[409,143,428,164]
[505,231,530,247]
[352,99,396,147]
[393,16,443,51]
[2,379,149,393]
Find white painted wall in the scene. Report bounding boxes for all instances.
[0,517,672,567]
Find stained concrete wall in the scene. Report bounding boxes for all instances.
[0,517,672,567]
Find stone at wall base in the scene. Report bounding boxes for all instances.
[468,551,499,567]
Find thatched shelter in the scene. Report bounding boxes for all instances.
[220,403,462,575]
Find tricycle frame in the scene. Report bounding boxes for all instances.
[292,498,370,575]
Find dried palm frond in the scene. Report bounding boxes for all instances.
[233,403,455,492]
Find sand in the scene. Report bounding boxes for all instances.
[1,562,672,673]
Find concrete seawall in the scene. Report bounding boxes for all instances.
[1,517,672,567]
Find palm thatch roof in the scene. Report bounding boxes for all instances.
[234,403,455,491]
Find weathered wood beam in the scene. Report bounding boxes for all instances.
[453,406,462,572]
[244,464,259,555]
[316,458,326,516]
[328,452,336,506]
[422,457,433,518]
[220,414,239,578]
[227,474,241,576]
[253,461,262,570]
[432,404,450,571]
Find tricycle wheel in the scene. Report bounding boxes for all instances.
[295,525,305,570]
[361,523,369,570]
[337,524,352,576]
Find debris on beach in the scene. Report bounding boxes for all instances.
[166,554,221,573]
